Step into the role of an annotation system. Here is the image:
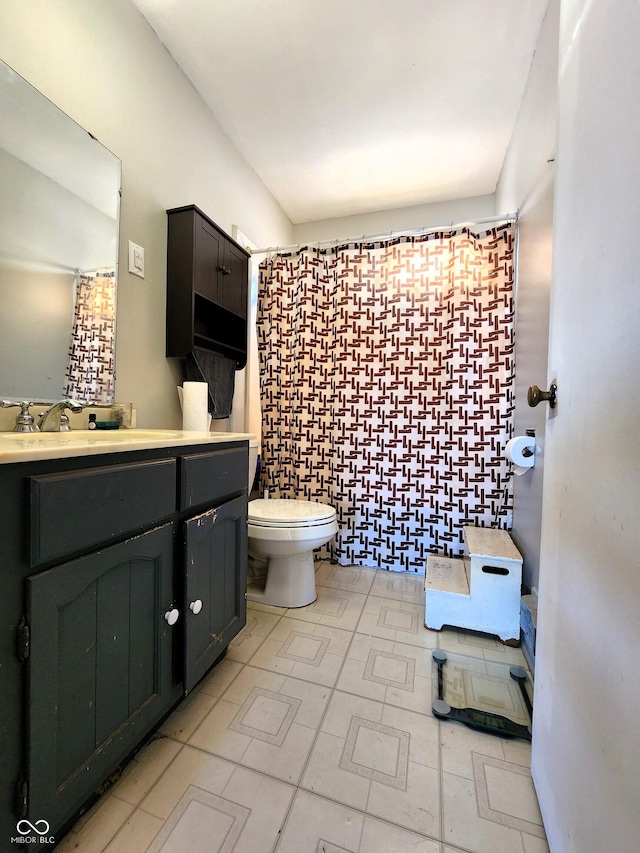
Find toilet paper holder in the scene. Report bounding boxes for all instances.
[527,382,557,409]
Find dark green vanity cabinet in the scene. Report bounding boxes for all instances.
[166,205,250,368]
[183,496,247,692]
[0,440,248,845]
[26,523,177,831]
[179,448,248,693]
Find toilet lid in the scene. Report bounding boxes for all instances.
[248,498,336,527]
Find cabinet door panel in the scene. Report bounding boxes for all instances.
[184,496,247,692]
[194,215,221,300]
[26,524,179,832]
[220,240,248,317]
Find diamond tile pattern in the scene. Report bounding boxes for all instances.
[228,687,301,746]
[56,562,547,853]
[257,227,515,570]
[364,648,415,690]
[339,715,410,790]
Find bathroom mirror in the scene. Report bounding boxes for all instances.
[0,58,121,404]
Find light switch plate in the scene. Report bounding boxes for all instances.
[128,241,145,278]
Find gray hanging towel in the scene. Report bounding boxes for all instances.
[185,347,236,418]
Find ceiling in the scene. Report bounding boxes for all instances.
[132,0,549,224]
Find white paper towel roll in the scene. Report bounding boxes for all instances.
[505,435,536,475]
[181,382,209,431]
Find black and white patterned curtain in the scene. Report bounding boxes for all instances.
[257,224,516,571]
[63,269,116,405]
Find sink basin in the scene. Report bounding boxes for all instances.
[0,429,183,441]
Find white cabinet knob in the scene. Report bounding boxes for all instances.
[164,608,180,626]
[189,599,203,615]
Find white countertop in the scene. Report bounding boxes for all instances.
[0,429,255,464]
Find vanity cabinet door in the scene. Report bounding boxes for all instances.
[183,496,247,693]
[25,523,179,833]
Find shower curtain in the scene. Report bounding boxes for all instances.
[63,269,116,405]
[257,224,515,571]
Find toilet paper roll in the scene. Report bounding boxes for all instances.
[505,435,536,475]
[181,382,209,431]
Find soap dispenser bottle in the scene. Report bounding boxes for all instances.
[88,413,97,430]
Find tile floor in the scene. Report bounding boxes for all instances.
[57,561,548,853]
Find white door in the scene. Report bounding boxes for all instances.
[532,1,640,850]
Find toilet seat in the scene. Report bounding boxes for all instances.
[248,499,336,528]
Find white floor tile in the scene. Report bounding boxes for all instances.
[140,746,294,852]
[472,752,546,836]
[291,585,368,631]
[226,607,282,664]
[111,737,182,806]
[522,834,551,852]
[250,616,353,686]
[443,770,527,853]
[198,657,244,698]
[104,809,163,853]
[336,631,433,714]
[143,768,295,853]
[157,688,218,743]
[188,666,331,784]
[357,595,437,648]
[437,626,527,664]
[276,790,365,852]
[359,815,441,853]
[315,561,378,595]
[302,690,441,837]
[55,795,134,853]
[440,720,506,781]
[369,569,425,604]
[278,789,441,853]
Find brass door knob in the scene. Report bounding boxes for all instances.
[527,382,557,408]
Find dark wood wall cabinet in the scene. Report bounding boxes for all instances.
[0,440,248,843]
[166,205,250,368]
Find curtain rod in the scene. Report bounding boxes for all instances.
[251,212,518,256]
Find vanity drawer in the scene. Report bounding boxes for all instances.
[29,459,176,566]
[179,446,247,510]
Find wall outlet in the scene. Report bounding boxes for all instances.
[128,241,145,278]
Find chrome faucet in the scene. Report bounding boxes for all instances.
[39,399,84,432]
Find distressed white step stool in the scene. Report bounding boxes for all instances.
[425,526,523,644]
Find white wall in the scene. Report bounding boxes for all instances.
[293,194,495,244]
[0,0,292,428]
[496,0,559,592]
[533,0,640,849]
[0,268,75,400]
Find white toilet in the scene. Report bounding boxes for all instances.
[246,499,338,608]
[247,441,338,607]
[244,443,337,607]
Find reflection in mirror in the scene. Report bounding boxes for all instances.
[0,58,121,404]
